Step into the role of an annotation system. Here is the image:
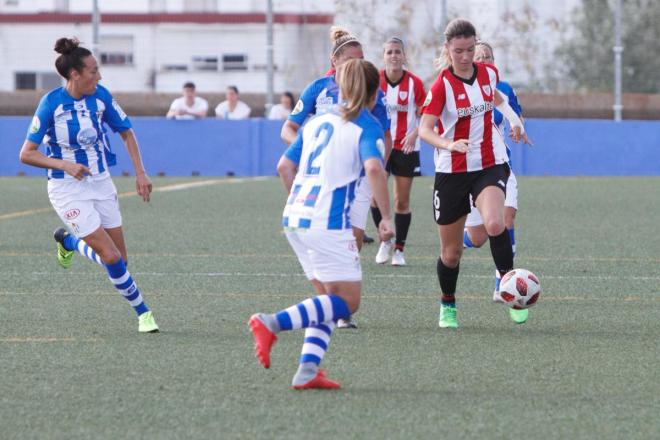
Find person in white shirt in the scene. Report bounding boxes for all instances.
[166,82,208,120]
[215,85,251,119]
[267,91,295,120]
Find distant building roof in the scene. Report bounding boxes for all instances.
[0,12,333,25]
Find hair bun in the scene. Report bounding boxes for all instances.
[330,26,352,44]
[54,37,80,55]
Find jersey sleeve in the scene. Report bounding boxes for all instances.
[359,120,385,165]
[413,75,427,108]
[26,94,54,145]
[283,130,304,165]
[370,89,391,131]
[287,80,319,126]
[99,86,132,133]
[422,74,446,117]
[506,85,522,116]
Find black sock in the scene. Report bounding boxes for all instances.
[489,229,514,277]
[394,212,411,251]
[437,258,459,306]
[371,206,382,229]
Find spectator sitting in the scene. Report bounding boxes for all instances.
[268,91,295,120]
[167,82,208,120]
[215,85,251,119]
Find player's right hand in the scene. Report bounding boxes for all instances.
[378,218,395,242]
[64,162,91,180]
[447,139,469,153]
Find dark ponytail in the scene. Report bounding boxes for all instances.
[54,37,92,79]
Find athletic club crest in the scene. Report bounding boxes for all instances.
[481,85,492,96]
[398,91,408,101]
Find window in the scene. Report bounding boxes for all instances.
[222,54,248,72]
[192,56,218,71]
[99,35,134,66]
[15,72,62,90]
[162,64,189,71]
[15,72,36,90]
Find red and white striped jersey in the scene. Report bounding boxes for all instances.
[422,63,507,173]
[379,70,426,151]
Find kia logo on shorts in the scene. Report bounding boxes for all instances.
[64,208,80,220]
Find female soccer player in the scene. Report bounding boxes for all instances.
[418,19,526,329]
[374,37,426,266]
[249,59,394,389]
[462,41,534,323]
[279,26,392,329]
[18,37,158,333]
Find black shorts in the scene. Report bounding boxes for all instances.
[386,150,421,177]
[432,163,509,225]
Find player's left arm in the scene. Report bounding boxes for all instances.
[494,90,525,143]
[506,87,533,146]
[119,129,152,202]
[401,78,427,154]
[278,130,303,192]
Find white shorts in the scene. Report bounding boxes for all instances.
[285,229,362,283]
[349,176,372,231]
[465,172,518,227]
[48,176,122,238]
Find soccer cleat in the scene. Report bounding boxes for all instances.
[138,311,160,333]
[438,304,458,328]
[337,317,358,329]
[248,313,277,369]
[509,308,529,324]
[391,249,406,266]
[53,227,74,269]
[292,370,341,390]
[362,235,375,244]
[375,239,393,264]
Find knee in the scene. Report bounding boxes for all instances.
[484,218,505,236]
[99,248,122,265]
[441,246,462,268]
[394,198,409,213]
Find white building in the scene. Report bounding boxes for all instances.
[0,0,335,93]
[0,0,581,93]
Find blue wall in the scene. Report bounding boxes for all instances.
[2,116,659,177]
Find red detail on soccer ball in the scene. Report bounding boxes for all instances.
[527,292,540,306]
[516,277,528,296]
[528,273,539,285]
[501,270,515,285]
[500,291,516,303]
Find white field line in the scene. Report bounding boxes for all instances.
[0,291,656,302]
[2,271,660,282]
[0,177,269,221]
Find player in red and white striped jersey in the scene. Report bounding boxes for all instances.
[373,37,426,267]
[418,19,526,329]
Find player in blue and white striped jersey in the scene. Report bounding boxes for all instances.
[279,26,392,329]
[19,37,158,333]
[249,59,394,389]
[462,41,534,324]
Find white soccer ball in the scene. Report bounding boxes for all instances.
[499,269,541,310]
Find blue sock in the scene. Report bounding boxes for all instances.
[274,294,350,331]
[105,259,149,316]
[64,234,104,265]
[508,228,516,256]
[463,229,475,248]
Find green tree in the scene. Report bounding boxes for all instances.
[557,0,660,93]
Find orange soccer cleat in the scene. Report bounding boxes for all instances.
[292,370,341,390]
[248,314,277,369]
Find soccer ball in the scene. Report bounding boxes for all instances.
[498,269,541,309]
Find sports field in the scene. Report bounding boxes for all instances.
[0,176,658,439]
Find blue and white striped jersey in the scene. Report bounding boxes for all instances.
[26,84,131,180]
[288,75,391,132]
[495,81,523,165]
[282,108,385,231]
